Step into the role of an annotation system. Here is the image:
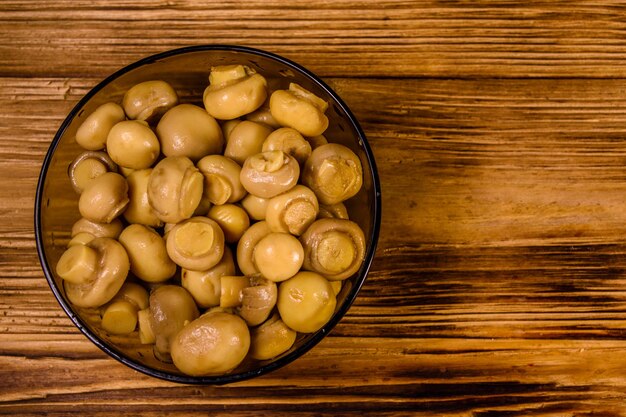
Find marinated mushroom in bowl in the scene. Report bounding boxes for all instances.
[67,151,118,194]
[56,237,130,308]
[240,150,300,199]
[302,143,363,206]
[147,156,204,224]
[300,218,366,281]
[36,46,380,384]
[122,80,179,123]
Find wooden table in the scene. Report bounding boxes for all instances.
[3,1,626,415]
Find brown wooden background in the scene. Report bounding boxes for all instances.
[4,0,626,415]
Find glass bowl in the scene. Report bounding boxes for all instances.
[34,45,381,384]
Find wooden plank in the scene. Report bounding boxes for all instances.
[4,76,626,413]
[3,1,626,78]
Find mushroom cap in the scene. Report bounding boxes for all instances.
[64,237,130,308]
[78,172,129,223]
[302,143,363,206]
[156,104,223,161]
[149,285,200,360]
[300,218,366,281]
[147,156,204,224]
[171,311,250,376]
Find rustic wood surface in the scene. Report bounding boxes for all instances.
[3,0,626,415]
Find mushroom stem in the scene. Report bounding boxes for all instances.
[138,308,155,344]
[101,300,138,335]
[56,244,98,284]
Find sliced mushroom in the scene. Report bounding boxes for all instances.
[57,237,130,308]
[300,218,365,281]
[67,151,118,194]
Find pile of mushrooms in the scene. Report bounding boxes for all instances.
[56,64,366,377]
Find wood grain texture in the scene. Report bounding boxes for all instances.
[4,1,626,78]
[5,0,626,415]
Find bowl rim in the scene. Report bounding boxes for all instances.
[34,44,382,385]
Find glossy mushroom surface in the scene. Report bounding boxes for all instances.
[67,151,118,194]
[101,282,149,335]
[147,156,204,224]
[269,83,329,137]
[302,143,363,206]
[57,237,130,308]
[238,276,277,326]
[166,216,225,271]
[240,194,269,221]
[249,313,296,360]
[71,217,123,239]
[207,204,250,243]
[75,102,126,151]
[262,127,312,166]
[203,65,267,120]
[277,271,336,333]
[196,154,246,205]
[78,172,129,224]
[146,285,199,361]
[300,218,366,281]
[106,120,160,169]
[171,311,250,376]
[253,232,304,282]
[156,104,223,161]
[181,247,235,308]
[265,185,319,236]
[118,224,176,283]
[239,150,299,199]
[236,220,271,276]
[122,80,179,123]
[123,168,163,227]
[224,121,273,166]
